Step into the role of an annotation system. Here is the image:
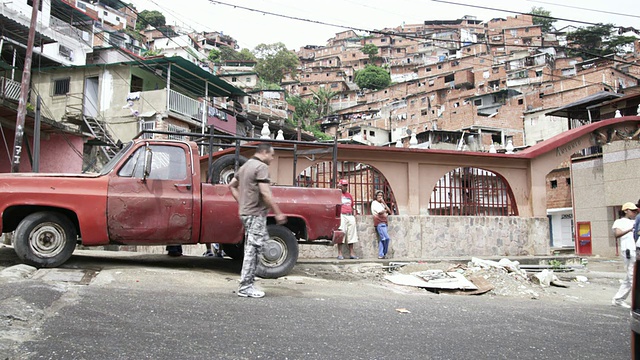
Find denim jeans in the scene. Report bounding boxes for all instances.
[376,223,390,257]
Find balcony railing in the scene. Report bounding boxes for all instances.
[168,90,201,121]
[0,77,21,101]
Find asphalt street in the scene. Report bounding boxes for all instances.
[0,246,631,360]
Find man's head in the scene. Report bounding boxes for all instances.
[254,143,275,164]
[622,202,638,218]
[339,179,348,193]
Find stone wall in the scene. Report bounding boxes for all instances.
[300,215,550,259]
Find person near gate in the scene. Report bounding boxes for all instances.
[611,202,638,308]
[371,190,392,259]
[229,143,286,298]
[336,179,359,260]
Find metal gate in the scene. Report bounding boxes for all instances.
[297,161,398,215]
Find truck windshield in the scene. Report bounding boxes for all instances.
[98,141,133,176]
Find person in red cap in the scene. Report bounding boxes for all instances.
[337,179,359,260]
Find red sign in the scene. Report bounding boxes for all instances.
[205,106,236,135]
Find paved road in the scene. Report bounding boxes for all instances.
[0,247,631,360]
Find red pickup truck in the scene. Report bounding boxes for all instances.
[0,138,344,278]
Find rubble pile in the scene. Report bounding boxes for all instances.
[389,257,572,298]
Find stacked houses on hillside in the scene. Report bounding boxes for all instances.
[285,15,640,153]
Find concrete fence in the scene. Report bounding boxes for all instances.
[300,215,551,259]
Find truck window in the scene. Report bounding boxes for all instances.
[118,145,187,180]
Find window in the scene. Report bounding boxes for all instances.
[369,131,375,137]
[518,99,523,105]
[27,0,42,11]
[330,83,338,88]
[119,145,187,181]
[566,178,571,185]
[231,77,237,82]
[473,99,482,106]
[116,16,121,22]
[426,67,432,72]
[104,11,108,16]
[53,78,70,96]
[130,75,143,92]
[168,124,189,141]
[396,49,402,53]
[550,180,558,189]
[140,120,155,139]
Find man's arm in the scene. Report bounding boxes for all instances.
[258,182,286,224]
[228,177,240,202]
[634,216,640,242]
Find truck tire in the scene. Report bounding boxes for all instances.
[210,154,247,184]
[256,224,299,279]
[13,212,77,268]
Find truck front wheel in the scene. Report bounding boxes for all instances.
[14,212,77,268]
[257,225,299,279]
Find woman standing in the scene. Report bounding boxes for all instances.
[371,190,392,259]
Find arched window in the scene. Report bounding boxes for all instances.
[429,167,517,216]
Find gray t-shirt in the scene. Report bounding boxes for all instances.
[234,157,271,216]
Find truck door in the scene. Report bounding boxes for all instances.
[106,144,194,243]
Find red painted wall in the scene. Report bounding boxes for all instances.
[0,127,84,174]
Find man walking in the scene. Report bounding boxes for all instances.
[229,143,286,298]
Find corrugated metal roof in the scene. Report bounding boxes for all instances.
[35,56,247,98]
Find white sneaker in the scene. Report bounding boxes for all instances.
[612,299,631,309]
[238,287,265,298]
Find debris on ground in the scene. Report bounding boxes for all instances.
[383,258,581,298]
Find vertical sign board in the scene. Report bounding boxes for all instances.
[575,221,592,256]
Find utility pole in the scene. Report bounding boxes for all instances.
[12,0,39,172]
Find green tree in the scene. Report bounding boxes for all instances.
[208,48,221,62]
[362,43,379,61]
[136,10,166,31]
[253,42,299,85]
[311,87,339,117]
[566,23,637,57]
[286,95,317,128]
[237,48,256,62]
[530,7,555,33]
[354,65,391,90]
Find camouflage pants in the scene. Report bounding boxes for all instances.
[239,215,268,291]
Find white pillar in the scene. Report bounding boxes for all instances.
[260,122,271,139]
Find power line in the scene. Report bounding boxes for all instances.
[429,0,625,28]
[525,0,640,20]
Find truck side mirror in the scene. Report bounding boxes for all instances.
[143,144,153,181]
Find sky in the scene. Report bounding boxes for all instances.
[128,0,640,50]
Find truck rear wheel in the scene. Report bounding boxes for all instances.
[14,212,77,268]
[222,225,299,279]
[210,154,247,184]
[257,225,298,279]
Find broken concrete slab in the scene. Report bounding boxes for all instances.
[385,271,478,290]
[0,264,37,282]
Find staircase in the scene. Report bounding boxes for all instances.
[83,115,119,160]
